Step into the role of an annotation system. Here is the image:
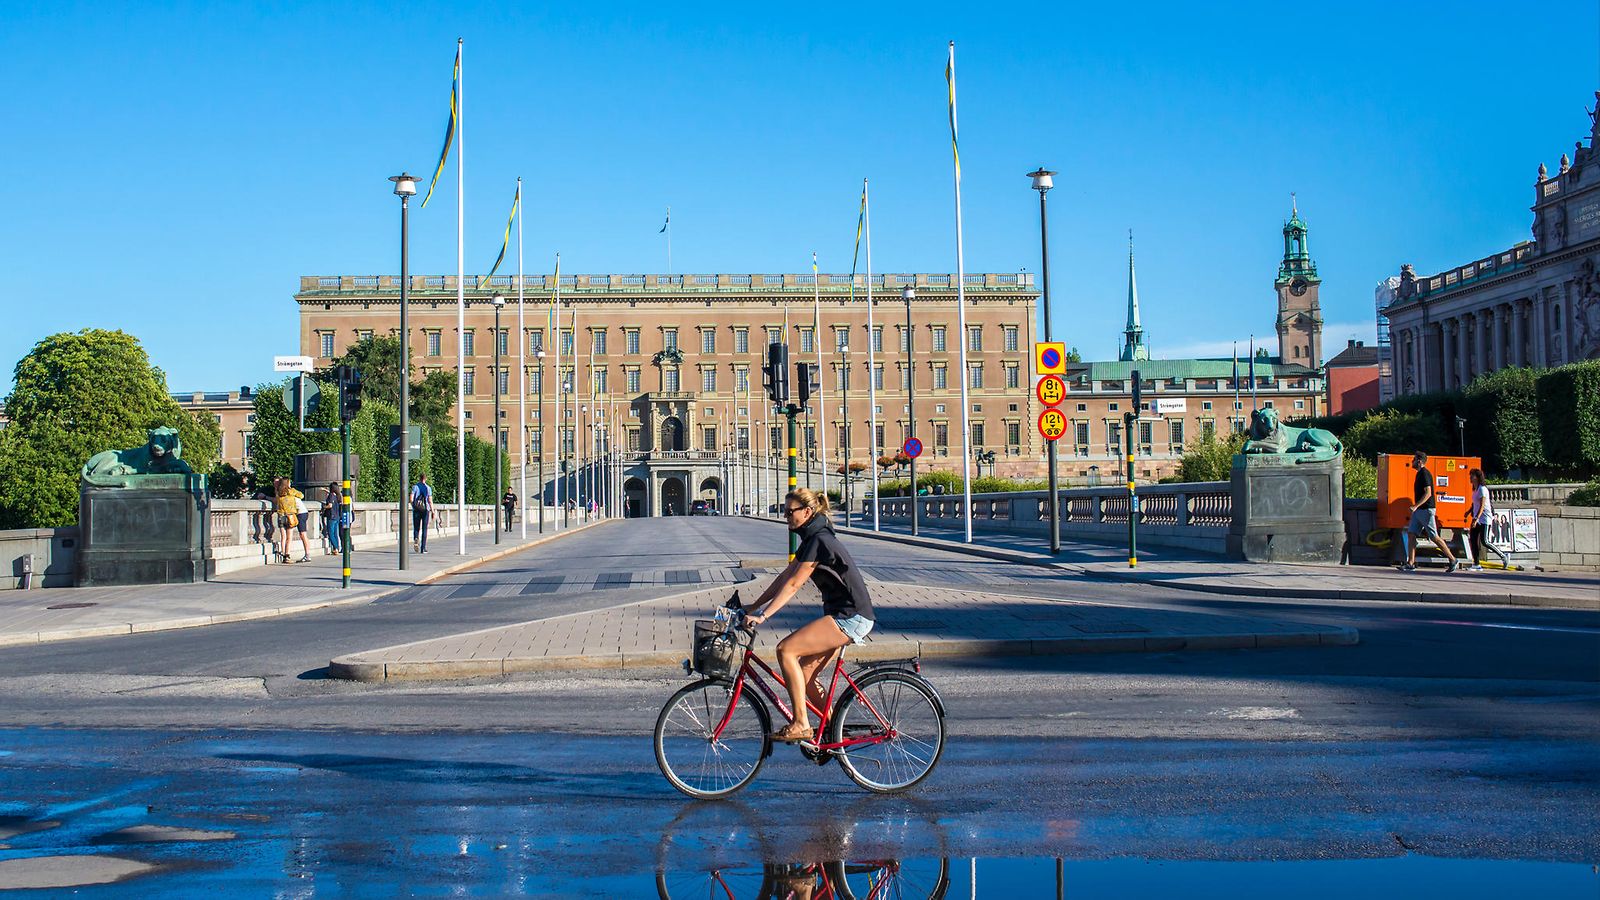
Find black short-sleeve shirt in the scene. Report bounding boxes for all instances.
[793,517,875,621]
[1414,467,1436,509]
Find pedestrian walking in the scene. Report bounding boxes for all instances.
[410,473,434,554]
[273,478,312,564]
[502,488,517,532]
[321,481,341,555]
[1401,451,1459,573]
[1466,469,1500,571]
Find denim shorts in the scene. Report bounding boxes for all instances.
[833,614,874,645]
[1406,507,1439,539]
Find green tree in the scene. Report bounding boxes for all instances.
[1342,409,1451,462]
[0,329,219,528]
[330,335,459,431]
[1176,429,1247,482]
[1063,347,1082,363]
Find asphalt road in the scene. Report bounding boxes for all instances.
[0,518,1595,894]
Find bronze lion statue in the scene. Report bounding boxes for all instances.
[1241,408,1342,460]
[82,426,195,483]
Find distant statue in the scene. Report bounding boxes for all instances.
[1396,264,1419,303]
[82,427,195,485]
[1240,408,1342,462]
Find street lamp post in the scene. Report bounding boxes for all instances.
[492,293,506,544]
[389,172,419,570]
[902,286,919,536]
[535,349,545,532]
[1028,167,1062,555]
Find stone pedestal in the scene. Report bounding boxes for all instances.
[75,475,210,586]
[1227,456,1344,564]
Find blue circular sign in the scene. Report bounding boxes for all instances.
[902,437,923,459]
[1041,347,1062,369]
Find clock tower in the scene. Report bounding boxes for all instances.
[1274,198,1323,366]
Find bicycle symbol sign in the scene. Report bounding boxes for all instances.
[1038,408,1068,442]
[1035,374,1066,407]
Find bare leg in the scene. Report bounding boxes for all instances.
[776,617,851,730]
[1431,533,1456,563]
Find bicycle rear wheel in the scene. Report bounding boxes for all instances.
[655,679,771,799]
[828,671,946,793]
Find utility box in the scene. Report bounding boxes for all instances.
[1377,453,1481,530]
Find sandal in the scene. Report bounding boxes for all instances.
[772,722,814,743]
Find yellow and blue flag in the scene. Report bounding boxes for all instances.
[421,47,460,209]
[850,183,867,276]
[945,42,960,182]
[481,183,520,286]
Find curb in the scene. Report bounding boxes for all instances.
[812,519,1596,611]
[328,625,1359,683]
[0,520,612,648]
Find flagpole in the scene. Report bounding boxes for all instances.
[948,40,973,544]
[1249,334,1258,412]
[666,206,673,277]
[516,178,526,539]
[455,36,467,554]
[1232,341,1240,434]
[865,179,879,532]
[554,252,563,524]
[813,252,828,503]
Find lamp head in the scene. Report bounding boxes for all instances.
[901,286,915,302]
[492,293,506,309]
[1027,168,1056,193]
[389,172,420,197]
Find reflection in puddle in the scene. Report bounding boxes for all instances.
[652,856,1598,899]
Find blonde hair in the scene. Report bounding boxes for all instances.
[786,487,830,515]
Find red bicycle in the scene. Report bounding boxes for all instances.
[654,597,947,799]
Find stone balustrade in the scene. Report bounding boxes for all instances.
[868,482,1234,555]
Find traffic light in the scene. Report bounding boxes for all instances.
[339,366,364,422]
[1130,368,1142,416]
[762,342,790,405]
[795,362,818,408]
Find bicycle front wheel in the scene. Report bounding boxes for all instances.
[828,671,946,793]
[655,679,771,799]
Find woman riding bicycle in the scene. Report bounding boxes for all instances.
[745,488,875,743]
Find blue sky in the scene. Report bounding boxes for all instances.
[2,1,1597,394]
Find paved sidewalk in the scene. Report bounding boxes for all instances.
[329,577,1358,681]
[0,520,610,648]
[829,519,1600,610]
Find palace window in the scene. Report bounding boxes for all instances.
[702,367,717,393]
[734,327,749,354]
[426,331,442,356]
[799,327,815,353]
[702,329,716,354]
[871,326,883,352]
[497,367,509,395]
[968,326,983,352]
[527,329,542,353]
[1004,364,1019,389]
[933,365,948,390]
[969,363,984,389]
[593,329,607,355]
[594,368,608,394]
[319,332,335,358]
[1006,421,1021,448]
[835,327,849,352]
[463,368,476,395]
[931,326,947,352]
[1003,325,1019,352]
[873,364,884,390]
[462,330,475,357]
[736,367,749,392]
[626,328,640,355]
[625,368,641,393]
[664,367,680,392]
[766,326,782,346]
[496,329,508,356]
[663,328,678,352]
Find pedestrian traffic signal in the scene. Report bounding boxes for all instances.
[1130,368,1142,416]
[795,362,818,408]
[338,366,364,422]
[763,342,790,405]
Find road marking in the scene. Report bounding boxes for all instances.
[1415,619,1600,635]
[1212,706,1301,720]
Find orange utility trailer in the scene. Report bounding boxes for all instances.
[1377,453,1481,530]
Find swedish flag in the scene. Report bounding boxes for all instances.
[945,43,960,182]
[421,47,460,209]
[482,183,520,285]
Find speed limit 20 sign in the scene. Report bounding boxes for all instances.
[1038,408,1068,442]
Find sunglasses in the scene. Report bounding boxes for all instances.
[782,506,806,517]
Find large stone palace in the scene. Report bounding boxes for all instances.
[1383,93,1600,394]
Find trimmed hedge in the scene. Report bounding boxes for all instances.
[1535,360,1600,475]
[1460,367,1545,474]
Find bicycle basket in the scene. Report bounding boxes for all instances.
[692,619,741,681]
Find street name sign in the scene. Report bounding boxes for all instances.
[902,437,924,459]
[274,355,315,373]
[1036,374,1067,407]
[1038,408,1067,442]
[1034,342,1067,375]
[1155,398,1187,414]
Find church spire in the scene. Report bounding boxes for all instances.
[1121,229,1149,362]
